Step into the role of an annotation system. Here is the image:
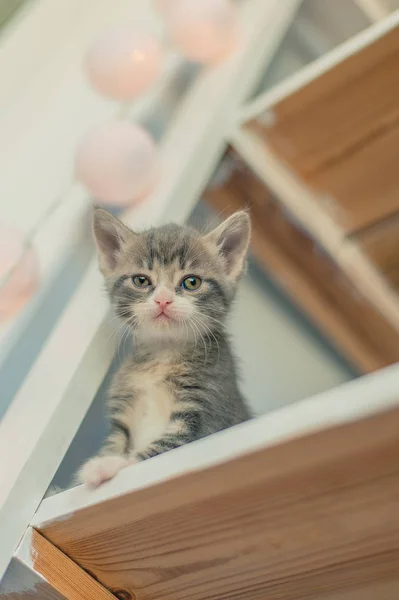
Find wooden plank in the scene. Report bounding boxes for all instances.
[0,528,115,600]
[0,0,301,580]
[231,127,399,333]
[385,266,399,289]
[205,154,399,372]
[248,19,399,232]
[355,212,399,275]
[34,365,399,600]
[239,10,399,124]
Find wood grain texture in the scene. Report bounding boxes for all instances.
[356,212,399,277]
[206,154,399,372]
[0,529,116,600]
[38,404,399,600]
[30,530,116,600]
[386,267,399,289]
[253,25,399,233]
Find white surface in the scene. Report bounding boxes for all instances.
[0,18,181,358]
[0,263,113,579]
[230,272,352,416]
[0,529,45,595]
[34,362,399,528]
[0,0,301,579]
[0,187,90,361]
[0,0,157,232]
[354,0,391,21]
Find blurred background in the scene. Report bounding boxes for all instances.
[1,0,399,487]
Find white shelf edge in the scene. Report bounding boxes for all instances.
[354,0,391,22]
[34,362,399,529]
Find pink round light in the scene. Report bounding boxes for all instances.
[153,0,175,14]
[76,121,158,206]
[85,29,163,100]
[168,0,237,64]
[0,226,39,325]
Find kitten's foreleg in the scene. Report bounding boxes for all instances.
[75,417,132,487]
[136,407,202,461]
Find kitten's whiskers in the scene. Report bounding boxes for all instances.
[191,313,221,365]
[189,315,209,365]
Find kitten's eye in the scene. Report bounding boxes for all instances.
[132,275,151,288]
[182,276,202,291]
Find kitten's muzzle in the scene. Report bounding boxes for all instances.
[154,304,175,322]
[153,288,174,321]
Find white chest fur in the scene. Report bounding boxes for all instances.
[126,361,176,453]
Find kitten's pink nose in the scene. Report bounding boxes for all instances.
[153,289,174,311]
[156,299,172,310]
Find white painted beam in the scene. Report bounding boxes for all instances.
[354,0,391,21]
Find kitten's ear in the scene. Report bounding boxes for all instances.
[92,208,133,273]
[204,211,251,279]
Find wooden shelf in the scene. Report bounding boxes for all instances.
[220,12,399,373]
[205,153,399,372]
[1,528,115,600]
[250,23,399,233]
[356,213,399,276]
[26,365,399,600]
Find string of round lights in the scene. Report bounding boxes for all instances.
[0,0,238,325]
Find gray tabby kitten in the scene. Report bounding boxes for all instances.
[77,208,251,487]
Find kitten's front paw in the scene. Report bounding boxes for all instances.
[77,455,128,487]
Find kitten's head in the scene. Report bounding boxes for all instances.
[93,208,250,342]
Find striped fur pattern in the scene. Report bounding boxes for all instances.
[76,208,251,486]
